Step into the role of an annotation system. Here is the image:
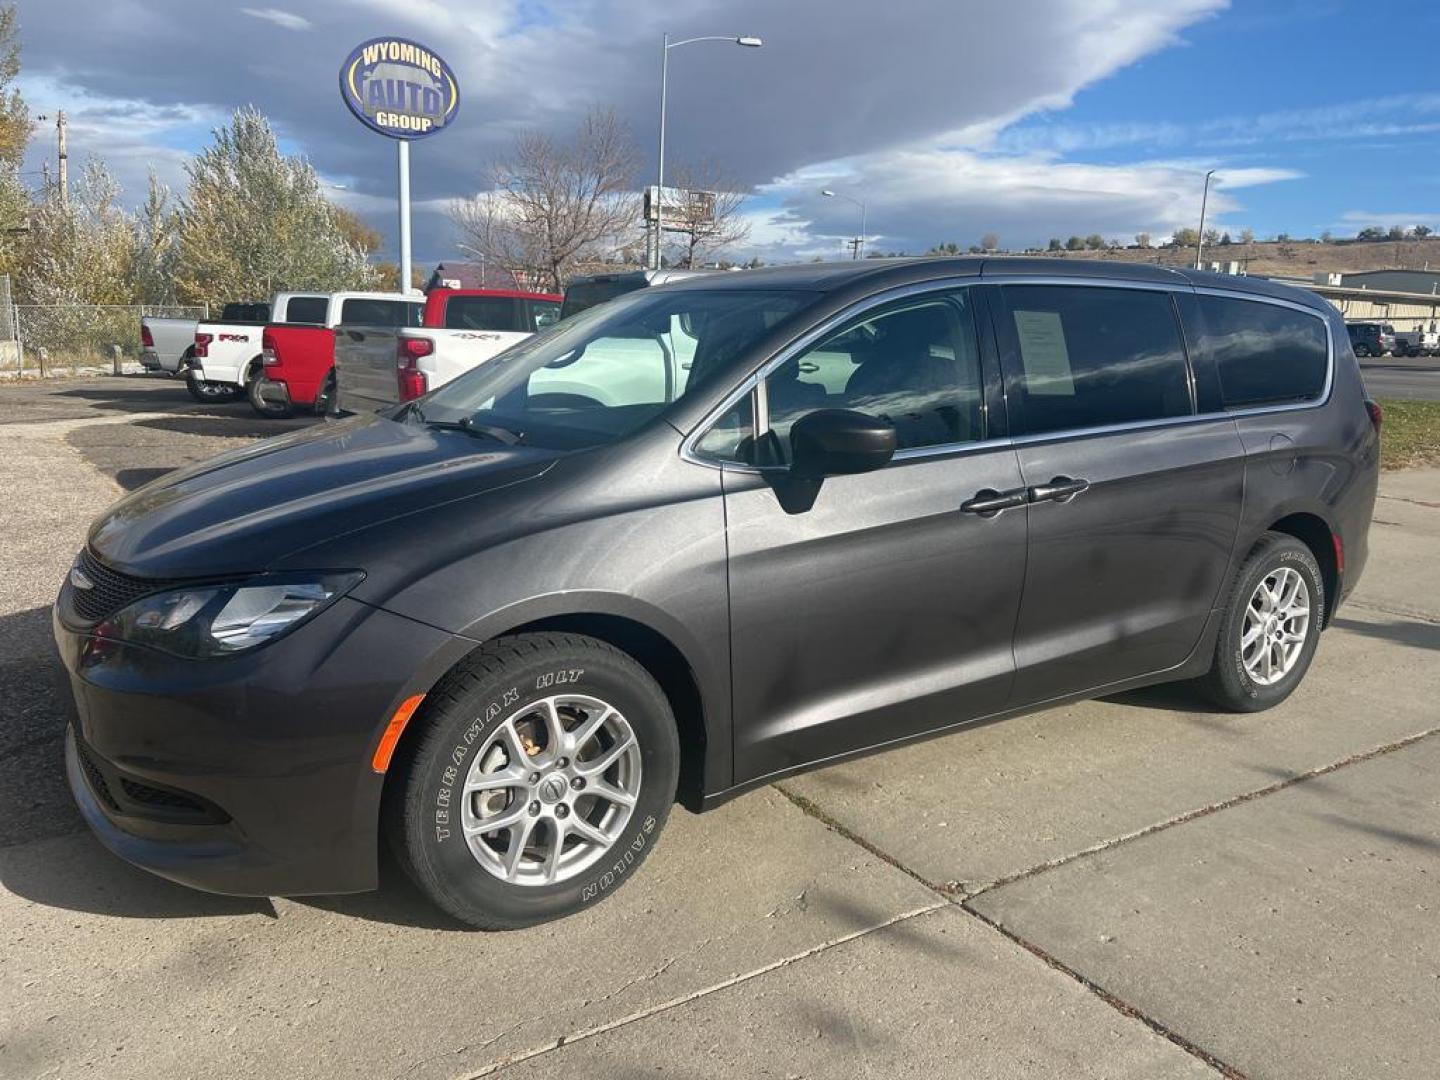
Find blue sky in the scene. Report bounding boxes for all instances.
[14,0,1440,263]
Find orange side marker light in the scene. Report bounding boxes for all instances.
[372,694,426,773]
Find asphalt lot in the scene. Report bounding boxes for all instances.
[2,374,1438,1080]
[1359,354,1440,401]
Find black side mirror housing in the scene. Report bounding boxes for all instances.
[789,409,897,478]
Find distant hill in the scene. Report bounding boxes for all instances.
[1024,237,1440,283]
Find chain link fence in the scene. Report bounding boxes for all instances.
[2,301,209,376]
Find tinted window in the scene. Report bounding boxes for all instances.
[765,294,983,458]
[285,296,328,324]
[560,278,644,320]
[1001,285,1191,435]
[341,298,411,326]
[1193,295,1328,408]
[445,296,525,331]
[694,394,755,463]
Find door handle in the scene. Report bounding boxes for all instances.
[961,487,1029,517]
[1028,476,1090,504]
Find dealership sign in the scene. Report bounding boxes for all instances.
[339,37,460,140]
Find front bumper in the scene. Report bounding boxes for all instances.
[54,593,465,896]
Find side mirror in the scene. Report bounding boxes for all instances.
[789,409,896,478]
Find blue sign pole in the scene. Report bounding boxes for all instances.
[339,37,461,292]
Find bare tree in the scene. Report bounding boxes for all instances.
[1134,232,1151,248]
[661,159,750,268]
[980,232,999,252]
[450,107,639,293]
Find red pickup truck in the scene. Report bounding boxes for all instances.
[253,287,561,418]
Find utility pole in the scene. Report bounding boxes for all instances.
[56,111,68,204]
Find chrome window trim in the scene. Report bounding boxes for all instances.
[680,275,1335,473]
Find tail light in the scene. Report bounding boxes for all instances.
[193,332,212,358]
[1365,399,1383,433]
[141,324,154,348]
[262,331,280,366]
[396,337,433,401]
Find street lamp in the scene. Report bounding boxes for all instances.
[653,33,763,269]
[822,189,867,259]
[1194,169,1217,270]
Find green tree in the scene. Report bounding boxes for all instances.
[1064,235,1084,251]
[1414,225,1432,239]
[1083,233,1105,250]
[1356,226,1385,241]
[22,159,134,305]
[0,3,29,169]
[174,107,374,310]
[131,173,180,305]
[1171,227,1198,246]
[1047,237,1062,252]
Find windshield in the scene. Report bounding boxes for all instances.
[414,287,809,450]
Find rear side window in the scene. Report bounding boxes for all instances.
[341,298,412,326]
[285,296,328,324]
[529,300,561,331]
[1192,295,1328,408]
[999,286,1191,435]
[445,296,525,331]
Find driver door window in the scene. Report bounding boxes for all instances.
[763,294,983,461]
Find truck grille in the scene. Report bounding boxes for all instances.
[69,548,181,624]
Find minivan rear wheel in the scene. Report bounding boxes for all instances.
[1198,532,1324,712]
[387,632,679,929]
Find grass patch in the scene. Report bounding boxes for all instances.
[1380,399,1440,470]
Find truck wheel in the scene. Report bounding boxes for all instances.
[386,633,680,929]
[246,365,293,419]
[313,371,338,417]
[185,368,241,403]
[1197,532,1324,713]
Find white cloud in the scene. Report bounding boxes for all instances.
[239,8,313,32]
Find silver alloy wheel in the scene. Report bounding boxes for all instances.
[460,694,641,886]
[1241,566,1311,686]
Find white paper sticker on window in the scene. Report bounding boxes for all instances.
[1013,310,1075,396]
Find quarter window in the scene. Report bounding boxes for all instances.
[1000,285,1191,435]
[763,294,984,459]
[1192,295,1328,408]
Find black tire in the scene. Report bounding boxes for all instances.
[313,370,338,417]
[1198,532,1325,712]
[246,364,293,419]
[387,632,680,929]
[185,367,241,403]
[1353,343,1371,358]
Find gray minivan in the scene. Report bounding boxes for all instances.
[56,257,1379,929]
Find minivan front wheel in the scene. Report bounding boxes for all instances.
[1199,532,1324,711]
[388,632,679,929]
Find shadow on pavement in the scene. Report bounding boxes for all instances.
[52,378,202,414]
[132,414,316,440]
[1102,681,1218,715]
[114,467,174,491]
[1330,614,1440,652]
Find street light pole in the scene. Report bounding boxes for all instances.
[1194,169,1216,271]
[653,33,763,270]
[822,189,867,259]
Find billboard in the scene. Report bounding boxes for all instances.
[340,37,460,140]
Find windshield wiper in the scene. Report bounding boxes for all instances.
[400,402,524,445]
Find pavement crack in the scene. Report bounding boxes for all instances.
[1344,599,1440,625]
[961,725,1440,902]
[960,902,1249,1079]
[1376,493,1440,510]
[460,904,945,1078]
[773,784,957,897]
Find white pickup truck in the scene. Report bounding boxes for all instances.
[140,303,268,376]
[188,291,420,404]
[1393,323,1440,357]
[334,287,561,413]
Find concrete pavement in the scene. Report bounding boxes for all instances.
[1,377,1437,1080]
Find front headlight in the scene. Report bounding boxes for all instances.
[96,572,364,658]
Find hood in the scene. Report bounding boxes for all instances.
[88,414,558,578]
